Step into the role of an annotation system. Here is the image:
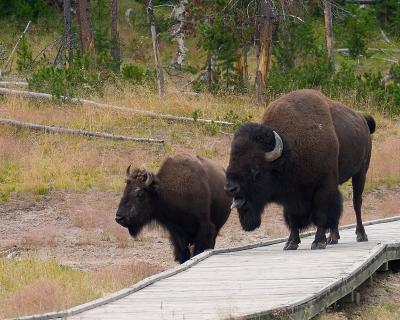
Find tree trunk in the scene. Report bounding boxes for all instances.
[323,0,335,69]
[254,0,273,105]
[147,0,165,96]
[242,46,249,85]
[63,0,73,63]
[77,0,94,56]
[171,0,188,66]
[111,0,121,70]
[235,47,249,86]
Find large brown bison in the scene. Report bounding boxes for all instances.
[115,154,231,263]
[225,89,375,250]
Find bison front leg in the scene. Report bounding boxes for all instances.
[311,186,342,250]
[327,226,340,245]
[193,222,216,256]
[282,207,305,250]
[312,227,327,250]
[169,232,190,264]
[284,228,301,250]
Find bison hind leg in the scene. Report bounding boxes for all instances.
[352,170,368,242]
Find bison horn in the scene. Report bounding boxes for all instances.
[264,131,283,162]
[144,171,154,187]
[126,164,132,177]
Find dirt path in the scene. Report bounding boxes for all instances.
[1,187,399,271]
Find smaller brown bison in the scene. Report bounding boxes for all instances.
[115,154,231,263]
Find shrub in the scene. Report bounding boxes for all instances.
[28,55,115,98]
[16,35,33,73]
[121,64,156,87]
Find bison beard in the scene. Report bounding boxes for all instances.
[128,224,143,237]
[237,200,263,231]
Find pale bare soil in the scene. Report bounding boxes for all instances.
[1,187,399,271]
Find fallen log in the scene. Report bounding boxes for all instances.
[0,118,165,144]
[0,81,29,87]
[0,88,234,126]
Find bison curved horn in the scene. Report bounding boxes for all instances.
[264,131,283,162]
[144,171,154,187]
[126,164,132,177]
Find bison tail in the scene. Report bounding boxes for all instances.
[364,114,376,134]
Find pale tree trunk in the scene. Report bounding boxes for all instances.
[111,0,121,70]
[147,0,165,96]
[323,0,335,69]
[77,0,94,56]
[171,0,188,66]
[63,0,73,63]
[235,47,249,86]
[243,47,249,85]
[254,0,273,105]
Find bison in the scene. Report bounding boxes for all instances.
[225,89,375,250]
[115,154,231,263]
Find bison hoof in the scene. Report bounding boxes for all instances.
[311,241,327,250]
[283,242,299,250]
[356,232,368,242]
[327,237,338,245]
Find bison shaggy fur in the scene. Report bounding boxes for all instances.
[225,89,375,250]
[116,154,231,263]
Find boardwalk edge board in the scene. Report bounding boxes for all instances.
[8,215,400,320]
[242,243,400,320]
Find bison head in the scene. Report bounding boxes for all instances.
[115,166,158,237]
[225,123,286,231]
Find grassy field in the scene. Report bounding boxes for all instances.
[0,258,161,319]
[1,87,399,203]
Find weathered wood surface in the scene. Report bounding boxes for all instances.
[11,217,400,320]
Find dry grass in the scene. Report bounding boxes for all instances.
[315,271,400,320]
[1,88,399,204]
[0,89,259,203]
[20,226,59,248]
[0,258,162,319]
[367,134,400,190]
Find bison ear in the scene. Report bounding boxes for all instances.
[143,171,159,193]
[144,171,154,187]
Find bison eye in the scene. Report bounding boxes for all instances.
[135,189,144,198]
[251,167,260,180]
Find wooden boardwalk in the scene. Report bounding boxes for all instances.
[14,216,400,320]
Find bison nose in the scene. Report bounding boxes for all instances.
[224,182,240,196]
[115,214,125,225]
